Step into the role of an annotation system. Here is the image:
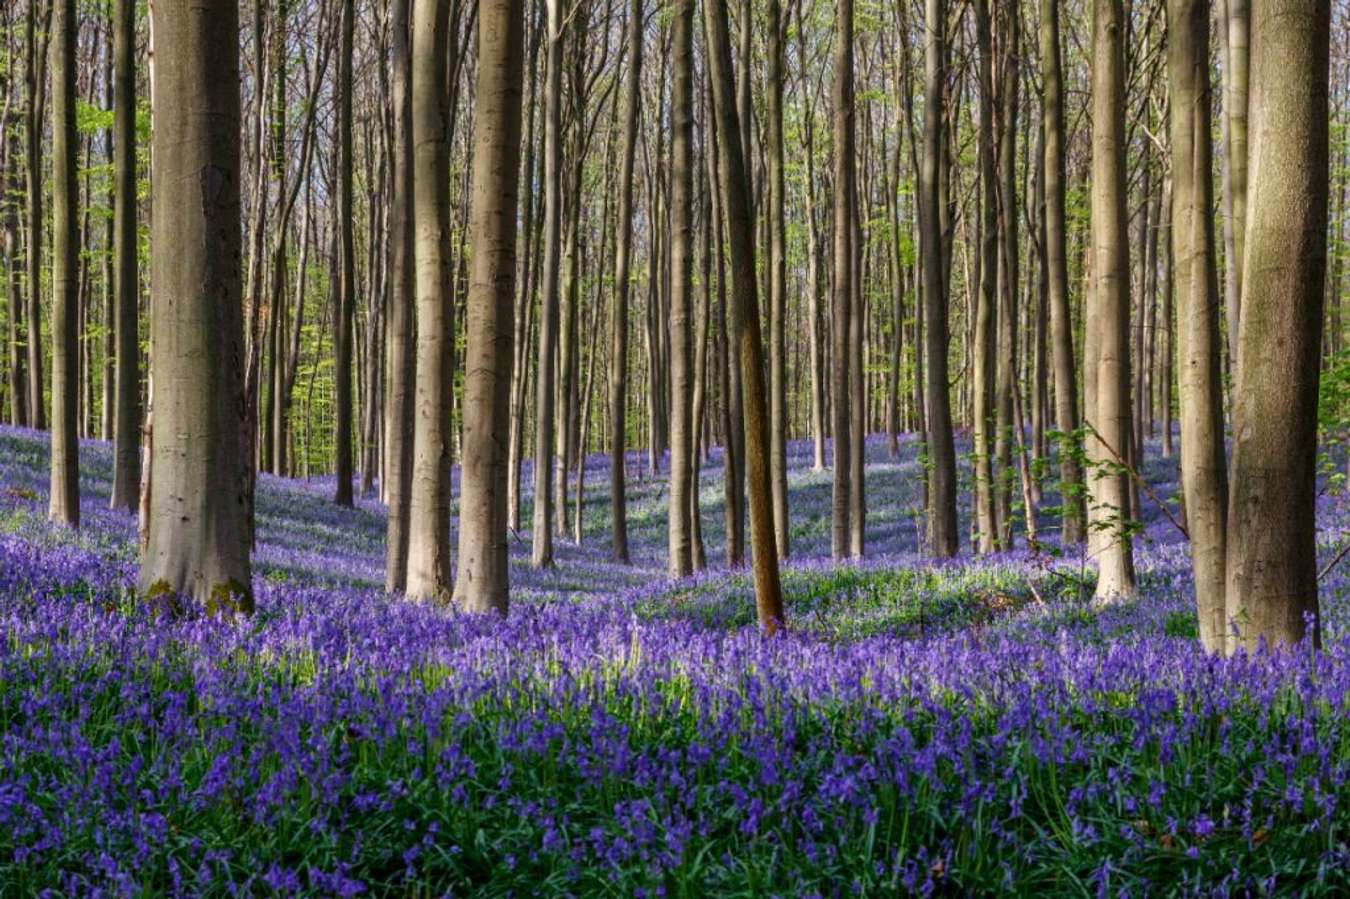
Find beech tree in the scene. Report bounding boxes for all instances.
[453,0,527,614]
[1226,0,1330,651]
[48,0,78,527]
[141,0,252,612]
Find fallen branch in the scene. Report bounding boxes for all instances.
[1082,420,1190,542]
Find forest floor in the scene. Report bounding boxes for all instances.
[3,424,1350,895]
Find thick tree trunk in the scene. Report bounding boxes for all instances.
[1223,0,1249,368]
[704,0,785,633]
[406,0,455,602]
[454,0,525,614]
[141,0,252,613]
[1225,0,1328,652]
[1087,0,1137,600]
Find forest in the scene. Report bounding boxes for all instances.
[1,0,1348,892]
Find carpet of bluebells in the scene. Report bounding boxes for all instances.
[3,424,1350,896]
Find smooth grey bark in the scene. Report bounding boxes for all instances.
[384,0,415,592]
[1087,0,1137,600]
[141,0,252,613]
[972,0,998,554]
[24,0,47,431]
[453,0,526,614]
[406,0,454,602]
[48,0,78,526]
[1169,0,1228,653]
[831,0,855,561]
[1225,0,1329,652]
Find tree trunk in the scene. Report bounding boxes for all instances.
[610,0,642,566]
[333,0,355,506]
[704,0,785,633]
[830,0,855,561]
[1223,0,1250,370]
[1087,0,1137,600]
[24,0,47,431]
[669,0,698,576]
[766,0,790,559]
[141,0,252,613]
[1169,0,1228,653]
[1039,0,1085,545]
[454,0,525,614]
[1225,0,1328,652]
[531,0,564,569]
[972,0,998,554]
[922,0,958,557]
[406,0,455,602]
[49,0,78,526]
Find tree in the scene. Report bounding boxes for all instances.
[406,0,454,602]
[532,0,564,570]
[48,0,78,526]
[669,0,698,577]
[831,0,856,561]
[109,0,139,511]
[141,0,252,612]
[1087,0,1136,600]
[453,0,527,614]
[1168,0,1228,652]
[24,0,47,431]
[921,0,958,557]
[609,0,642,567]
[972,0,998,554]
[1222,0,1250,362]
[1225,0,1329,651]
[332,0,355,507]
[384,0,415,592]
[1039,0,1085,545]
[703,0,785,633]
[766,0,790,559]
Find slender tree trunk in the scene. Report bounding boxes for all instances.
[332,0,355,506]
[382,0,414,590]
[49,0,79,526]
[1223,0,1250,369]
[610,0,642,566]
[831,0,855,561]
[766,0,790,559]
[1225,0,1328,652]
[704,0,785,633]
[454,0,525,614]
[24,0,47,431]
[994,2,1020,549]
[1040,0,1085,544]
[141,0,252,613]
[691,157,712,571]
[406,0,455,602]
[972,0,998,554]
[1169,0,1228,653]
[669,0,698,576]
[1087,0,1137,600]
[532,0,564,569]
[922,0,958,556]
